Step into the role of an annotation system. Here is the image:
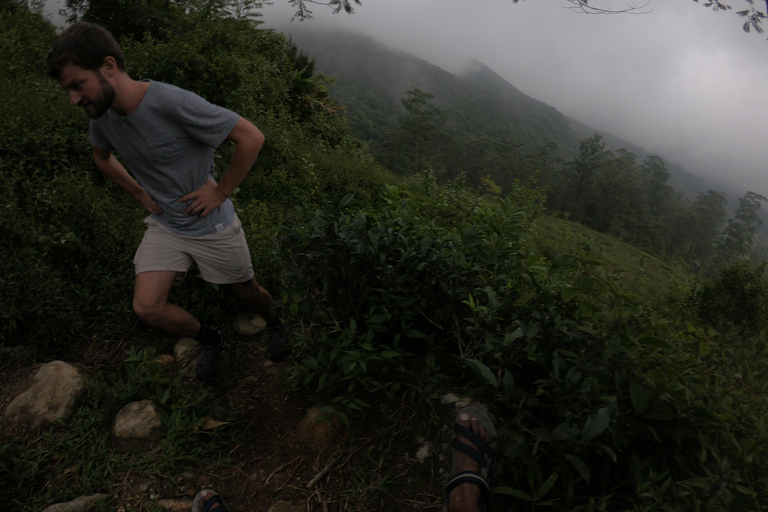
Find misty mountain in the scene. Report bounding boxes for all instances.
[282,27,580,156]
[281,25,725,200]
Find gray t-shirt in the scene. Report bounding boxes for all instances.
[90,81,240,236]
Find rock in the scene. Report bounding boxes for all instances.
[174,338,229,376]
[414,442,431,463]
[41,493,108,512]
[239,376,259,388]
[157,499,192,512]
[440,393,473,408]
[232,314,267,335]
[4,361,85,429]
[114,400,162,451]
[440,393,461,405]
[174,338,200,368]
[295,406,345,451]
[154,354,175,366]
[267,501,303,512]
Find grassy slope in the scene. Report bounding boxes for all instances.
[533,215,693,299]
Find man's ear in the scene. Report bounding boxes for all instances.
[101,56,117,78]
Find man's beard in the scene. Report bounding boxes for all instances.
[81,74,115,119]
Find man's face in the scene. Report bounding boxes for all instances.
[58,63,115,119]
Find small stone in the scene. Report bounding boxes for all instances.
[180,471,195,481]
[114,400,162,451]
[174,338,200,367]
[157,499,192,512]
[263,360,275,368]
[239,376,259,388]
[41,493,109,512]
[415,442,431,463]
[232,314,267,335]
[154,354,175,366]
[271,472,289,486]
[456,397,473,408]
[440,393,461,405]
[295,405,345,451]
[139,483,149,492]
[267,501,302,512]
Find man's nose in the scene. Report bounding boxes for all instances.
[69,90,81,106]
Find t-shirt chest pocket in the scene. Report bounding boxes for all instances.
[149,137,182,165]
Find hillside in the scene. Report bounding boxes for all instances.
[281,26,581,156]
[279,25,736,202]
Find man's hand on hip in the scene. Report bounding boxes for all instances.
[180,178,227,217]
[137,190,163,215]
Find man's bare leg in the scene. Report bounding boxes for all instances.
[228,277,276,322]
[229,277,289,361]
[133,271,200,336]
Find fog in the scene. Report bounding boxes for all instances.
[261,0,768,199]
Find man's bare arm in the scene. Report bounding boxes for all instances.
[180,117,265,217]
[92,146,163,214]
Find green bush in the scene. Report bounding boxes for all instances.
[279,189,768,511]
[693,261,768,335]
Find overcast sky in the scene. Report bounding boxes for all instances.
[260,0,768,199]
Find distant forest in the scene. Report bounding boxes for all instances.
[280,27,767,275]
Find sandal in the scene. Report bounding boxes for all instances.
[444,405,497,512]
[192,489,231,512]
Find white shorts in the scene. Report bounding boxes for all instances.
[133,215,255,285]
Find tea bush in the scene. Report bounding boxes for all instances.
[279,189,768,510]
[692,261,768,335]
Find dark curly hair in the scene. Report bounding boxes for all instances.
[47,22,126,80]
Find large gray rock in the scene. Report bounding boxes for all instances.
[114,400,162,451]
[41,493,109,512]
[3,361,85,429]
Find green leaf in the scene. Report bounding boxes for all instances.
[534,472,558,500]
[638,337,674,350]
[581,406,610,441]
[564,455,590,484]
[339,193,355,208]
[561,286,580,302]
[630,381,650,414]
[641,398,677,421]
[465,358,498,387]
[492,487,533,501]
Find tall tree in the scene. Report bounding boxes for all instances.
[714,191,767,266]
[386,88,448,174]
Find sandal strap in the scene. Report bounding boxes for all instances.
[453,437,488,468]
[454,422,496,460]
[444,471,491,512]
[201,496,227,512]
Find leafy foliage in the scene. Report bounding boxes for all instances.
[693,261,768,335]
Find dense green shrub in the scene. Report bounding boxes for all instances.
[693,261,768,335]
[280,190,768,511]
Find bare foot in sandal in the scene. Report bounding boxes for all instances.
[445,406,497,512]
[192,489,229,512]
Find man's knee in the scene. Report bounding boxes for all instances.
[133,296,163,324]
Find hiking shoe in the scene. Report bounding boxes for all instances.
[196,330,227,380]
[267,324,290,361]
